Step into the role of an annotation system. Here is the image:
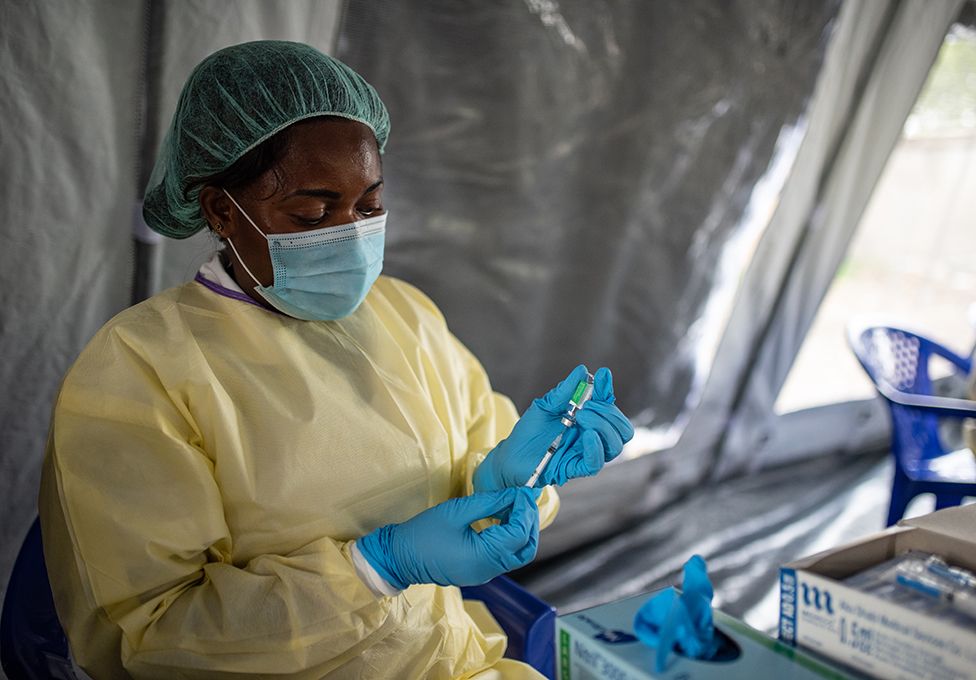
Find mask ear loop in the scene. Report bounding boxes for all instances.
[221,189,267,288]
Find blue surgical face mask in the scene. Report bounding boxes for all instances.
[222,189,386,321]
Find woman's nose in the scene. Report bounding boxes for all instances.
[329,206,362,226]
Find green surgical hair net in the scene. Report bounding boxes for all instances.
[143,40,390,239]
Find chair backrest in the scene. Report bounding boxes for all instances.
[849,325,973,468]
[0,518,76,680]
[849,326,971,398]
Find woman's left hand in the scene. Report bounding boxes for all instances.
[474,365,635,491]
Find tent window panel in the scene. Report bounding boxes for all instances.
[776,24,976,415]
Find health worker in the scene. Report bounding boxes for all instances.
[39,40,634,680]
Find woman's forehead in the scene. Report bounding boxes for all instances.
[264,118,382,197]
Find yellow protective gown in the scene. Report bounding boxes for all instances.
[39,274,558,679]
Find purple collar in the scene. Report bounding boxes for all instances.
[194,273,264,309]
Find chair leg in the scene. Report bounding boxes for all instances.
[934,494,964,511]
[886,488,913,527]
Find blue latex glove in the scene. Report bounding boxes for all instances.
[633,555,718,673]
[474,365,635,492]
[357,487,540,590]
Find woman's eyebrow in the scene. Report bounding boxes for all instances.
[285,179,384,200]
[285,187,341,199]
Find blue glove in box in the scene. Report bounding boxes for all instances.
[556,589,857,679]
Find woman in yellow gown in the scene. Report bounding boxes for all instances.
[39,40,633,679]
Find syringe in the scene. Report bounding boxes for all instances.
[524,371,595,487]
[895,553,976,621]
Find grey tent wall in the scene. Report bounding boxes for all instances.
[131,0,166,306]
[0,0,147,616]
[336,1,841,429]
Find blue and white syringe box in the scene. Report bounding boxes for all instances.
[556,590,857,679]
[779,503,976,680]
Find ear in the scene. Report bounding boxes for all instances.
[199,186,236,238]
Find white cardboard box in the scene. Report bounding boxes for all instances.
[779,503,976,680]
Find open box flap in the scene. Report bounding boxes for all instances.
[899,503,976,546]
[787,504,976,579]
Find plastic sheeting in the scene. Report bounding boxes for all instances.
[336,0,840,426]
[0,0,146,609]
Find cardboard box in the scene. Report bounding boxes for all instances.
[556,590,857,679]
[779,503,976,680]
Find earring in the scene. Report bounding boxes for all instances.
[213,223,223,234]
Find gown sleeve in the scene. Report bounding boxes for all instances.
[39,327,401,679]
[382,276,561,530]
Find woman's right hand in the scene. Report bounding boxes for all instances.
[474,365,634,491]
[356,488,539,590]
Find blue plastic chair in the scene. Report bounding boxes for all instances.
[0,518,76,680]
[461,575,556,678]
[849,325,976,526]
